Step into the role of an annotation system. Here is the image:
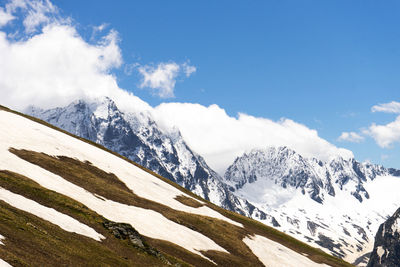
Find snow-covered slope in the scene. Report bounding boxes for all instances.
[0,107,345,266]
[27,98,268,222]
[224,147,400,265]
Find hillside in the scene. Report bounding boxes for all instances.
[0,106,352,266]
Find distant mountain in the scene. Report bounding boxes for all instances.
[367,207,400,267]
[27,98,270,223]
[0,105,350,266]
[224,146,393,204]
[224,147,400,265]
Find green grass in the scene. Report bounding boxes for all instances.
[9,149,263,266]
[174,195,204,208]
[10,148,353,267]
[0,105,354,266]
[0,170,188,267]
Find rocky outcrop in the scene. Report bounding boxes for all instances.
[368,208,400,267]
[103,220,145,248]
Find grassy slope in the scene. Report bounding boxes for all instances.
[0,105,353,266]
[0,171,187,267]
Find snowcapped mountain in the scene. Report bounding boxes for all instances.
[224,146,393,205]
[0,105,350,266]
[367,207,400,267]
[26,98,268,222]
[224,147,400,266]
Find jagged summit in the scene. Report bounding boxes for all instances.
[225,146,393,204]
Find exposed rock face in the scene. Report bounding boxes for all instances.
[103,220,144,248]
[368,208,400,267]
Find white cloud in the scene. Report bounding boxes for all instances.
[5,0,58,33]
[93,23,108,33]
[182,62,196,77]
[91,23,109,41]
[371,101,400,114]
[0,0,353,175]
[0,14,149,112]
[152,103,353,174]
[364,116,400,148]
[0,7,14,26]
[337,132,364,143]
[138,62,196,98]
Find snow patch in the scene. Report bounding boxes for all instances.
[0,187,104,241]
[376,246,385,264]
[0,234,4,245]
[243,234,330,267]
[0,259,12,267]
[391,217,400,234]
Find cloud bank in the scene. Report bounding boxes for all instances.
[0,0,353,174]
[0,0,150,113]
[152,103,353,173]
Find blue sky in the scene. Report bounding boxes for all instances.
[1,0,400,170]
[57,0,400,167]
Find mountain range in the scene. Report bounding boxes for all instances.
[27,97,400,266]
[0,104,350,266]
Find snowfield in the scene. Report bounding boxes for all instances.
[0,187,104,241]
[239,175,400,264]
[243,234,330,267]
